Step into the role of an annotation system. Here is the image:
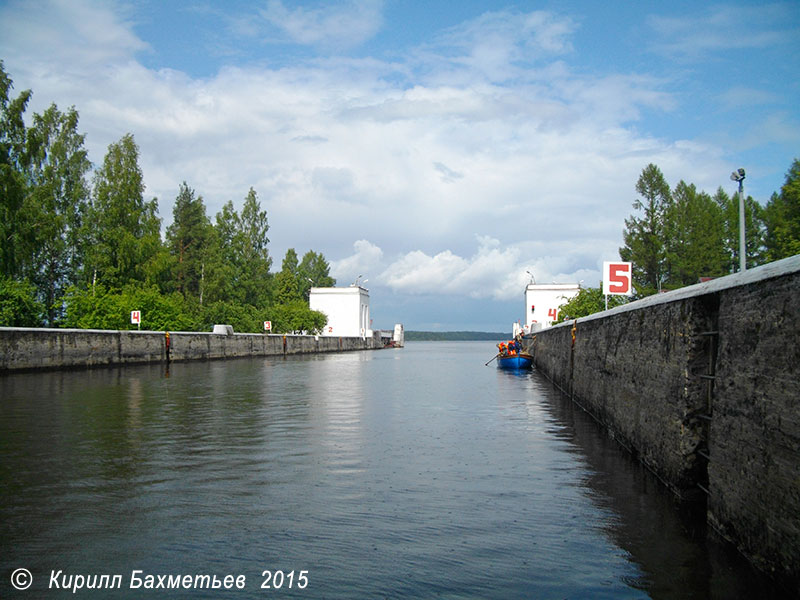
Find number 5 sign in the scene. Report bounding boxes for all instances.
[603,262,633,296]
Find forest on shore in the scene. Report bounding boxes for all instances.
[557,159,800,320]
[1,62,334,333]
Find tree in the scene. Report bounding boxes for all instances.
[0,276,43,326]
[268,300,327,334]
[213,188,272,308]
[239,187,272,306]
[166,182,212,302]
[663,181,728,287]
[0,61,34,280]
[763,159,800,261]
[298,250,335,299]
[25,104,91,322]
[274,248,301,304]
[85,134,162,289]
[274,271,300,305]
[620,164,671,296]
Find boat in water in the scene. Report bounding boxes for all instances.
[496,352,533,370]
[494,339,533,370]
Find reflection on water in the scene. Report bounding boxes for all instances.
[0,343,788,598]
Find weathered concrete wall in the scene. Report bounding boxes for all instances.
[530,255,800,590]
[709,264,800,582]
[0,328,385,371]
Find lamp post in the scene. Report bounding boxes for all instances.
[730,168,746,272]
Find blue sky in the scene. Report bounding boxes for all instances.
[1,0,798,330]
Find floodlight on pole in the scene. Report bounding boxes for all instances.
[730,168,746,272]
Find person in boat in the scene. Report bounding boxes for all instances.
[497,342,507,356]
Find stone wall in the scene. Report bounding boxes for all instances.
[0,328,385,371]
[529,255,800,590]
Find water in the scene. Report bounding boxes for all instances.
[0,341,785,598]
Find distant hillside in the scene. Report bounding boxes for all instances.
[405,331,511,341]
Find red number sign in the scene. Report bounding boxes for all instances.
[603,261,632,295]
[548,308,558,321]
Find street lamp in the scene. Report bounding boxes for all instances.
[730,168,746,272]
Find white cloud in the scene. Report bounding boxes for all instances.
[330,240,384,284]
[377,236,603,301]
[646,4,797,57]
[260,0,384,49]
[0,0,148,74]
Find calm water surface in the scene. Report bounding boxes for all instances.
[0,342,784,598]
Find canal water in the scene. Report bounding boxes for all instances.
[0,342,786,598]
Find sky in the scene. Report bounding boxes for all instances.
[1,0,798,331]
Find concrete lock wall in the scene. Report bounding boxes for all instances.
[530,255,800,590]
[0,328,386,371]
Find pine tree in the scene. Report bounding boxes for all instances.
[166,182,212,301]
[663,181,727,287]
[763,159,800,261]
[619,164,671,296]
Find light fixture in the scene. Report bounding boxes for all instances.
[730,168,746,272]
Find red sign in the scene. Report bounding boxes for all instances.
[603,262,633,296]
[264,321,272,331]
[131,310,141,324]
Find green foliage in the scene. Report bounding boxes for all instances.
[763,159,800,261]
[166,182,212,300]
[26,104,92,322]
[620,164,671,296]
[663,181,728,287]
[274,248,337,303]
[267,300,327,334]
[555,286,627,322]
[198,300,265,334]
[274,248,302,304]
[0,277,44,326]
[1,61,35,280]
[86,134,162,289]
[61,284,197,331]
[213,189,273,308]
[274,269,301,304]
[298,250,336,299]
[620,163,773,298]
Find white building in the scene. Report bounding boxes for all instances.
[522,283,581,333]
[309,286,371,338]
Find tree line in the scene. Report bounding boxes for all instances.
[0,61,334,333]
[558,159,800,320]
